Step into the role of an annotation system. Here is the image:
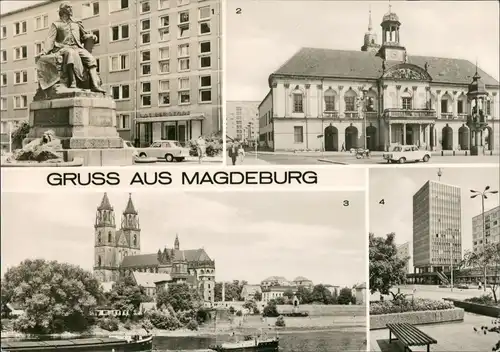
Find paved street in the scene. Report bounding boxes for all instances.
[226,155,271,165]
[243,152,499,165]
[370,312,497,352]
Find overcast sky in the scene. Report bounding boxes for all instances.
[226,0,500,101]
[1,191,366,287]
[370,167,500,270]
[0,1,44,14]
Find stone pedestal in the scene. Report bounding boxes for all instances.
[25,91,122,149]
[22,90,134,166]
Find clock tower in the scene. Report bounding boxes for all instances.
[377,5,407,63]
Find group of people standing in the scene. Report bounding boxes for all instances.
[227,142,245,165]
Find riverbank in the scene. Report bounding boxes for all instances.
[1,315,366,340]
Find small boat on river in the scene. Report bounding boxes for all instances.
[1,334,153,352]
[208,335,279,352]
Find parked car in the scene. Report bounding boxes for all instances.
[382,145,431,164]
[122,140,139,158]
[137,140,190,162]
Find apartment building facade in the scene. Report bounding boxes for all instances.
[226,100,259,145]
[0,0,222,149]
[472,205,500,252]
[413,180,462,274]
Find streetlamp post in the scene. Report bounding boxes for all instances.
[450,242,454,292]
[471,186,499,291]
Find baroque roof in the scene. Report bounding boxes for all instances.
[270,48,500,87]
[121,248,212,268]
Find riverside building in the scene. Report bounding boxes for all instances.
[0,0,222,149]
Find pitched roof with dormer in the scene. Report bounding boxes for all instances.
[269,48,500,87]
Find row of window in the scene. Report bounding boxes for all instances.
[0,0,209,39]
[1,43,213,76]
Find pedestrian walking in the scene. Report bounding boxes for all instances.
[196,136,206,164]
[238,144,245,164]
[228,142,238,165]
[341,142,346,152]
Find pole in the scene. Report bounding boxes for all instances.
[450,242,453,292]
[255,137,258,161]
[8,121,12,153]
[482,195,487,292]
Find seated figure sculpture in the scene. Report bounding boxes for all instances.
[36,2,105,96]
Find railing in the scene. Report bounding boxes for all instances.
[457,113,468,120]
[365,112,378,119]
[323,111,339,119]
[441,112,454,119]
[344,111,359,119]
[384,108,436,119]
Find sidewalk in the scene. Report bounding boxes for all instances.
[225,155,271,165]
[252,150,499,157]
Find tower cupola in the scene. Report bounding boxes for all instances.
[377,4,406,62]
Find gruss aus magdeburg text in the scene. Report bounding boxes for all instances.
[45,171,319,186]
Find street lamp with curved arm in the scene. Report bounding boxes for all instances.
[470,186,499,291]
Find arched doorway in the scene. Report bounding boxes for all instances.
[324,125,338,151]
[345,126,358,150]
[458,125,470,150]
[485,127,494,150]
[366,126,377,150]
[441,125,453,150]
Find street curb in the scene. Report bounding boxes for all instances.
[317,159,349,165]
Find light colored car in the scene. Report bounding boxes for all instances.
[122,140,139,157]
[137,140,190,162]
[383,145,431,164]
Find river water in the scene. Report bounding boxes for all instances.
[152,329,366,352]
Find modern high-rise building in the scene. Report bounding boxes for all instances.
[472,205,500,252]
[226,100,259,145]
[396,242,411,274]
[0,0,222,150]
[413,180,462,274]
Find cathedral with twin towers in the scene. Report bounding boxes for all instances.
[93,193,216,303]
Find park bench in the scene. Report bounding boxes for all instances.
[387,323,437,352]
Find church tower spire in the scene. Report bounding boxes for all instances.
[94,193,120,283]
[361,6,380,53]
[174,234,180,250]
[120,193,141,254]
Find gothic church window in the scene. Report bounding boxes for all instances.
[108,232,112,242]
[292,92,303,113]
[98,232,101,244]
[98,256,102,267]
[133,234,137,245]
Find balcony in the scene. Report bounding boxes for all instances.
[365,111,378,119]
[441,112,454,120]
[384,108,437,120]
[458,113,468,120]
[344,111,359,119]
[323,111,339,119]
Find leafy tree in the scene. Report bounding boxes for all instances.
[156,283,201,312]
[10,121,30,150]
[369,232,408,295]
[283,289,294,299]
[337,287,355,305]
[214,280,247,302]
[254,291,262,302]
[310,284,336,304]
[106,275,152,316]
[275,315,286,327]
[275,296,286,305]
[262,300,279,317]
[243,300,257,312]
[2,259,102,334]
[296,286,312,304]
[461,243,500,303]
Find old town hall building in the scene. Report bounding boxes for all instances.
[258,8,499,152]
[93,193,215,303]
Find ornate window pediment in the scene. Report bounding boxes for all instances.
[382,64,432,81]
